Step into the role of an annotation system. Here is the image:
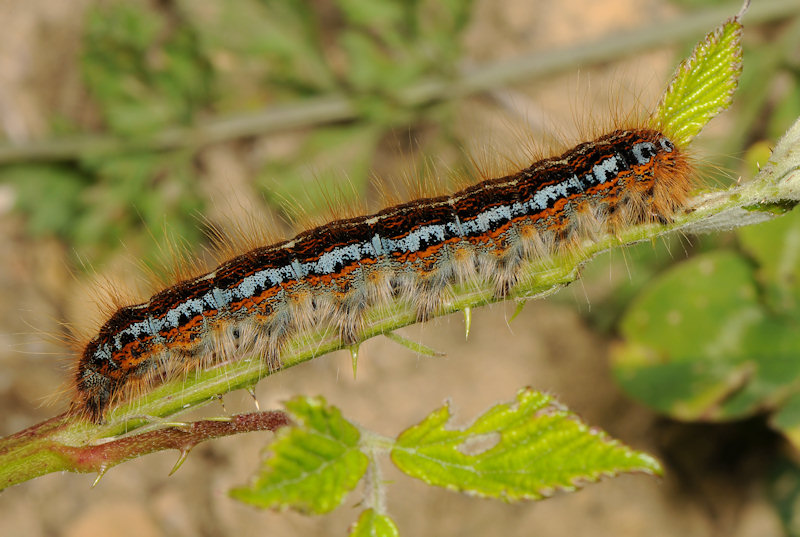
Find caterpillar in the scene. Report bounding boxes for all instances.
[71,121,693,423]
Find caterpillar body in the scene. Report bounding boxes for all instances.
[73,125,692,422]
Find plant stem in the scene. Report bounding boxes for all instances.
[0,116,797,491]
[0,411,291,490]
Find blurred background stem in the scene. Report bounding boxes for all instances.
[0,0,796,164]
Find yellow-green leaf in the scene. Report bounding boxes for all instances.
[391,388,661,501]
[349,509,399,537]
[230,396,368,514]
[653,13,743,145]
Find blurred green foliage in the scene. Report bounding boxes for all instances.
[179,0,473,212]
[82,3,212,136]
[3,0,473,263]
[1,164,89,240]
[605,6,800,455]
[768,457,800,537]
[3,1,212,260]
[0,151,202,260]
[180,0,471,111]
[612,206,800,445]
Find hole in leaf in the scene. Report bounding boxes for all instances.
[457,432,501,456]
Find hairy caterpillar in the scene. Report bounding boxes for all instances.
[72,121,693,423]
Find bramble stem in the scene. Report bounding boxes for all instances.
[0,411,290,490]
[0,117,797,492]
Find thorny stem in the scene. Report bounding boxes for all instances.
[0,411,291,490]
[0,116,797,491]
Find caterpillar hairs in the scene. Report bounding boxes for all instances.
[72,119,692,422]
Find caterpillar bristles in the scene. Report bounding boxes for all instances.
[67,103,696,424]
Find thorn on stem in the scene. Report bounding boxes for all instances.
[510,300,527,323]
[170,448,192,476]
[383,331,445,357]
[246,386,261,411]
[350,344,360,380]
[92,465,108,488]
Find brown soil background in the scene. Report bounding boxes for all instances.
[0,1,787,536]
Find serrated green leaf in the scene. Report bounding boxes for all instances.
[230,396,369,514]
[653,14,743,144]
[390,388,661,501]
[349,509,399,537]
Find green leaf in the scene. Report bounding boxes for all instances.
[391,388,661,500]
[613,246,800,423]
[613,251,760,418]
[349,509,399,537]
[738,206,800,313]
[230,396,369,514]
[653,14,743,144]
[618,251,761,360]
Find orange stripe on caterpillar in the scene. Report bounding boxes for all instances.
[72,127,692,422]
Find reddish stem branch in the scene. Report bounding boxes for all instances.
[0,411,291,490]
